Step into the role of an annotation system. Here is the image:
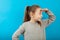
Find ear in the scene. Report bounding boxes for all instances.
[29,12,34,17]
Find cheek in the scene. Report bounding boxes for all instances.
[36,14,42,19]
[39,11,42,15]
[37,13,42,18]
[34,14,40,20]
[33,11,42,20]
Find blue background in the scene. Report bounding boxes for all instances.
[0,0,60,40]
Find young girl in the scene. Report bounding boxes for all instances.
[12,5,56,40]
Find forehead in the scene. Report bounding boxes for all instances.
[36,8,42,11]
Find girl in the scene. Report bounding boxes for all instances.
[12,5,56,40]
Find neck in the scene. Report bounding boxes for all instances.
[30,18,36,23]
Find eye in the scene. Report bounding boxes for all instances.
[40,10,42,11]
[40,10,42,13]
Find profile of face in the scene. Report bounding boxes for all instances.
[30,8,43,21]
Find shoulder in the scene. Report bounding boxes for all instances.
[20,21,29,27]
[22,21,29,25]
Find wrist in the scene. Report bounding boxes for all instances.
[45,9,49,13]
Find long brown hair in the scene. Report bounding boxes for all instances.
[24,5,41,26]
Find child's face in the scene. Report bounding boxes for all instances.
[33,8,42,21]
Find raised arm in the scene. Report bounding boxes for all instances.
[42,9,56,28]
[12,23,25,40]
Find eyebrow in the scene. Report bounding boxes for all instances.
[40,8,42,11]
[40,9,42,11]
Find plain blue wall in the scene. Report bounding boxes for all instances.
[0,0,60,40]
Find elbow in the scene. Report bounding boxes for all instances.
[12,34,18,40]
[12,34,15,40]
